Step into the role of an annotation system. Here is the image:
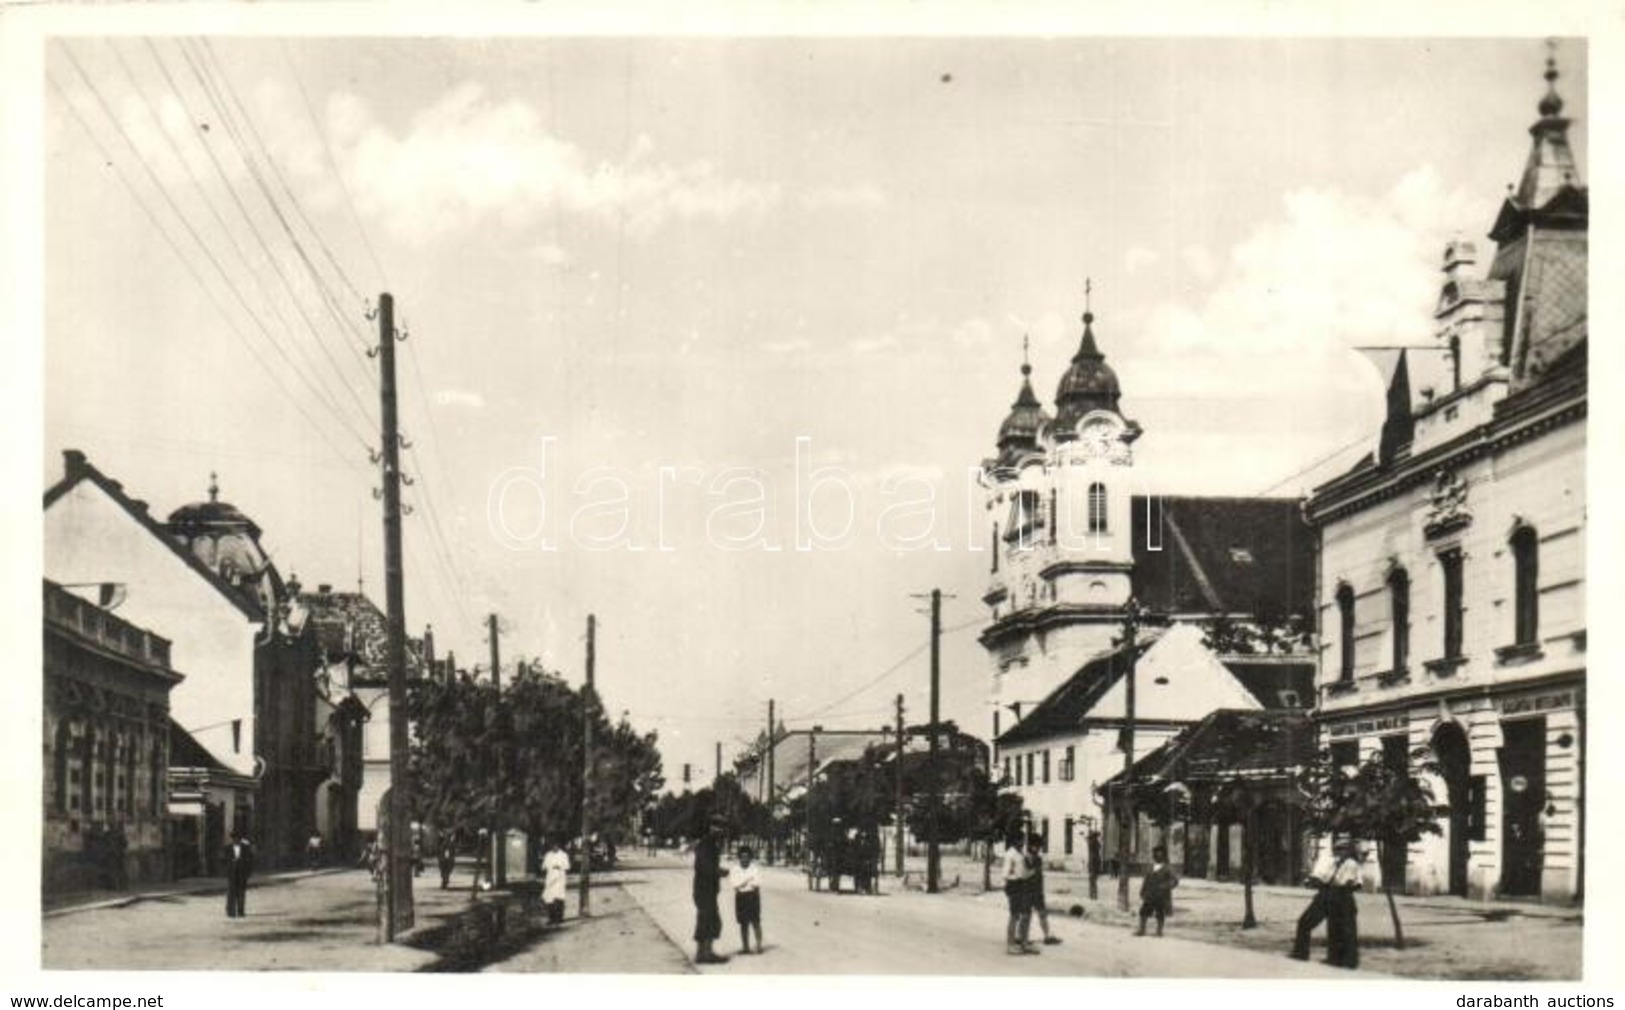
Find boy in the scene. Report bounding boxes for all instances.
[1000,829,1037,955]
[1025,835,1061,944]
[730,845,764,955]
[1135,845,1177,937]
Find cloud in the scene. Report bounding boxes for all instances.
[1142,166,1477,362]
[760,338,812,354]
[799,183,886,211]
[343,83,781,245]
[1123,245,1159,274]
[434,389,486,409]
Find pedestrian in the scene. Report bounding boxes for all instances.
[411,832,425,877]
[1001,829,1038,955]
[1025,835,1061,944]
[1324,840,1364,969]
[730,845,764,955]
[306,832,323,870]
[1085,829,1103,901]
[542,837,570,925]
[692,815,729,964]
[222,831,254,919]
[1134,845,1177,937]
[438,837,457,890]
[1288,840,1339,960]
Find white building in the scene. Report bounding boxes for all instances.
[1303,55,1586,904]
[977,313,1315,865]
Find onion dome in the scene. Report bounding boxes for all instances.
[1053,306,1122,437]
[167,472,282,609]
[995,340,1052,466]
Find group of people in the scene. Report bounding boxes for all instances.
[998,830,1064,954]
[691,815,763,964]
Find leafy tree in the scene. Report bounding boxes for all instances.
[1304,747,1442,949]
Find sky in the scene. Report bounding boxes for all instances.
[28,26,1594,790]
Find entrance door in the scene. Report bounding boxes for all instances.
[1498,717,1546,897]
[1433,722,1472,897]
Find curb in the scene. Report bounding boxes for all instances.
[43,867,351,918]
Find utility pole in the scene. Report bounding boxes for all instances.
[894,693,906,877]
[488,612,504,888]
[807,729,818,866]
[766,699,776,865]
[909,588,951,894]
[580,613,596,916]
[1116,598,1143,913]
[375,292,414,940]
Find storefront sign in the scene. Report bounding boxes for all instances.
[1499,690,1574,717]
[1326,714,1407,738]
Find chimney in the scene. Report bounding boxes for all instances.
[317,583,332,595]
[423,624,437,672]
[62,449,87,478]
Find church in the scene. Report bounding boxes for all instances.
[978,302,1315,868]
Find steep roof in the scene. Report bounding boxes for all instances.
[1221,659,1316,710]
[996,634,1160,748]
[298,588,427,681]
[44,450,265,622]
[1100,708,1315,789]
[1130,495,1312,619]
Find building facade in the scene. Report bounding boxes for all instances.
[977,310,1315,867]
[43,581,182,894]
[1303,57,1586,903]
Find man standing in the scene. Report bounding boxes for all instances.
[692,815,729,964]
[1288,840,1338,960]
[223,831,254,918]
[1085,829,1103,901]
[1324,840,1365,969]
[1001,829,1037,955]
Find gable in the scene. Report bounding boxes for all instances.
[1085,624,1262,723]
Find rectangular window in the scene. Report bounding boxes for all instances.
[1061,745,1076,782]
[1337,584,1356,681]
[1330,740,1360,774]
[1441,548,1465,660]
[1382,734,1408,774]
[1042,749,1051,784]
[1064,817,1075,855]
[1026,752,1035,785]
[1003,757,1011,784]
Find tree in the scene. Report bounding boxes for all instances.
[405,667,665,881]
[1304,747,1442,949]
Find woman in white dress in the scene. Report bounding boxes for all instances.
[542,838,570,925]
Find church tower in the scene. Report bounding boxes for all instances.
[980,289,1143,738]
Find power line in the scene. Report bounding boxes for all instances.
[278,39,390,295]
[47,70,361,468]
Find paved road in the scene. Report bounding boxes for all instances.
[618,855,1357,978]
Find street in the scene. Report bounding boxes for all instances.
[618,854,1355,978]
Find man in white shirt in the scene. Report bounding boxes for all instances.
[1288,840,1338,960]
[1001,830,1037,955]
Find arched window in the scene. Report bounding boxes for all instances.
[1336,583,1356,682]
[1511,525,1539,645]
[1440,548,1465,660]
[1087,482,1108,534]
[1388,567,1410,674]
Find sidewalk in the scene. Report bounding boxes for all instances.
[43,866,350,917]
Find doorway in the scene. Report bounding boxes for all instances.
[1498,717,1546,897]
[1432,722,1472,896]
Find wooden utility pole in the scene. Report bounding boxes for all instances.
[1116,598,1142,913]
[580,613,596,916]
[927,588,942,894]
[488,612,504,887]
[894,693,906,877]
[376,292,414,940]
[766,699,776,864]
[806,729,817,864]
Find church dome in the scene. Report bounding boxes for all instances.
[167,473,280,606]
[1053,309,1122,435]
[995,359,1052,467]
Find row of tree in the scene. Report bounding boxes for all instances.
[404,668,665,857]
